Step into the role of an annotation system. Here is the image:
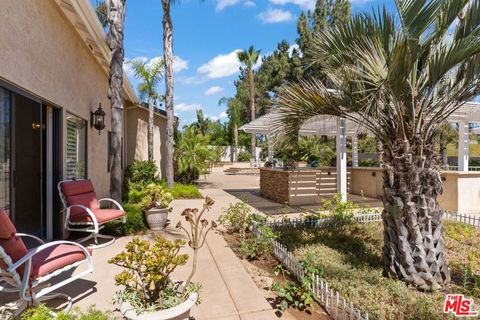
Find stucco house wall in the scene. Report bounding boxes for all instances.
[0,0,120,197]
[125,107,168,179]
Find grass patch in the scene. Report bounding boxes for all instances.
[275,221,480,320]
[159,180,203,199]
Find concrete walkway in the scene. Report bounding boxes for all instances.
[50,187,277,319]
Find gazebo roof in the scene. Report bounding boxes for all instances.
[240,102,480,137]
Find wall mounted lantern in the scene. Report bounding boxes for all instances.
[91,103,106,134]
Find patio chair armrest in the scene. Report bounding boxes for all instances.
[16,233,45,245]
[98,198,124,211]
[8,240,92,273]
[65,205,98,225]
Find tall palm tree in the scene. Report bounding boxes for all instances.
[128,58,165,161]
[161,0,175,188]
[237,46,261,161]
[219,97,242,162]
[277,0,480,291]
[106,0,127,201]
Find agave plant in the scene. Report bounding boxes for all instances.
[277,0,480,291]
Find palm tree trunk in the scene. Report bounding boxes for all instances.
[381,142,450,291]
[248,69,256,162]
[162,0,174,188]
[148,96,154,161]
[234,124,238,162]
[106,0,126,201]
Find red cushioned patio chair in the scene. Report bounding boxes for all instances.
[0,210,93,317]
[58,179,126,249]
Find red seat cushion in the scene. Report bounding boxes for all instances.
[30,244,92,279]
[69,209,125,224]
[0,211,28,275]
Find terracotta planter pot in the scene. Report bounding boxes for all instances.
[145,207,169,231]
[120,292,198,320]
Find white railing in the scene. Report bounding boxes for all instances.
[445,166,480,171]
[253,222,370,320]
[267,212,382,229]
[444,211,480,228]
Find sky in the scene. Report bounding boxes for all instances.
[98,0,396,126]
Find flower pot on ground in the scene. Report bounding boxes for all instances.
[109,237,201,320]
[138,183,173,230]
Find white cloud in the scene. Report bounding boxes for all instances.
[205,86,224,96]
[198,50,242,79]
[173,56,188,73]
[268,0,314,10]
[216,0,241,11]
[288,43,301,57]
[124,56,147,77]
[244,1,256,7]
[175,103,202,113]
[258,8,294,24]
[210,111,229,121]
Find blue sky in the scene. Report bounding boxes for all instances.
[101,0,395,126]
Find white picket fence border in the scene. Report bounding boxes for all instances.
[254,210,480,320]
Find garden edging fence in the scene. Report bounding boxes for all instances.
[253,211,480,320]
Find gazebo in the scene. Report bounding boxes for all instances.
[240,102,480,212]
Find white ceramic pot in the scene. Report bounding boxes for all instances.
[120,292,198,320]
[145,207,169,231]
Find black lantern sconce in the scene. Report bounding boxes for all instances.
[91,103,106,134]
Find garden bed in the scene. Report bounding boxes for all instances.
[222,232,332,320]
[274,220,480,320]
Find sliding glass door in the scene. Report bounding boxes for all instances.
[0,88,11,216]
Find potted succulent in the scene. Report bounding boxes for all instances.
[139,183,173,231]
[109,197,217,320]
[109,237,201,320]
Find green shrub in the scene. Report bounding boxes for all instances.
[159,180,202,199]
[271,265,315,313]
[109,237,199,312]
[237,151,251,162]
[219,202,254,240]
[21,305,112,320]
[125,160,158,185]
[103,203,147,236]
[239,224,276,260]
[358,159,378,167]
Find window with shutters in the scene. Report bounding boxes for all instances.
[65,113,87,179]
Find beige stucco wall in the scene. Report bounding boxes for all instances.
[0,0,117,197]
[125,107,167,179]
[349,168,480,214]
[349,167,384,199]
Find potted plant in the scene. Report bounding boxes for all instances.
[109,237,201,320]
[138,183,173,231]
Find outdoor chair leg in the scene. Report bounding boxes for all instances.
[75,231,115,249]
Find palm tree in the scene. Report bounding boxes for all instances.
[128,58,165,161]
[176,127,211,183]
[106,0,127,201]
[94,0,108,28]
[237,46,261,161]
[194,109,210,136]
[161,0,175,188]
[219,97,242,162]
[277,0,480,291]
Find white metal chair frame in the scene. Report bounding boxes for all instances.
[58,180,126,249]
[0,234,93,317]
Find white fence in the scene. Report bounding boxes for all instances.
[444,211,480,228]
[254,210,480,320]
